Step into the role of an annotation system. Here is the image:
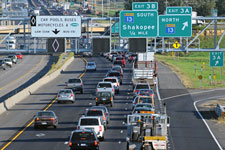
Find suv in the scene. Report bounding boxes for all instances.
[69,129,99,150]
[96,82,115,96]
[85,109,107,128]
[96,91,113,107]
[106,71,123,84]
[66,78,84,94]
[0,60,6,70]
[77,116,105,140]
[111,65,123,76]
[91,106,110,124]
[103,77,120,94]
[133,83,151,96]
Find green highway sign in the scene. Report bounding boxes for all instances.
[120,10,158,38]
[159,15,192,37]
[132,2,158,11]
[166,7,192,15]
[210,51,224,67]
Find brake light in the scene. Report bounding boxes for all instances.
[77,126,80,130]
[139,94,141,96]
[103,116,106,121]
[69,142,72,146]
[134,90,138,93]
[117,82,119,86]
[50,118,55,121]
[150,94,154,97]
[94,141,98,146]
[104,112,107,116]
[70,94,74,98]
[35,117,39,121]
[99,126,102,131]
[112,88,114,92]
[96,89,98,92]
[81,82,83,86]
[110,97,113,101]
[96,97,98,101]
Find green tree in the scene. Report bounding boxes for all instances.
[216,0,225,16]
[197,0,216,16]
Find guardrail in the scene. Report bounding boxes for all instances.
[215,104,225,117]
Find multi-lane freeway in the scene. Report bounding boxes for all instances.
[0,55,222,150]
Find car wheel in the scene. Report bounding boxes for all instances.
[3,68,5,70]
[100,136,104,141]
[110,102,113,107]
[120,81,122,85]
[71,101,74,104]
[54,125,57,129]
[80,89,83,94]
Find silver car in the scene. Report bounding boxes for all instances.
[57,89,75,103]
[86,62,96,71]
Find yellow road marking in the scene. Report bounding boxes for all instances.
[0,56,44,91]
[0,56,87,150]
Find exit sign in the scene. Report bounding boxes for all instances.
[132,2,158,11]
[167,7,192,15]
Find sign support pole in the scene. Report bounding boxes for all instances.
[34,38,36,54]
[220,67,222,83]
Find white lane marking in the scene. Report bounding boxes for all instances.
[194,96,224,150]
[121,130,123,134]
[36,133,45,137]
[118,141,121,144]
[156,77,161,101]
[126,103,128,105]
[89,103,92,105]
[125,108,127,110]
[161,87,225,101]
[122,121,125,125]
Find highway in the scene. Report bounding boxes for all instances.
[0,56,221,150]
[0,55,51,101]
[157,62,220,150]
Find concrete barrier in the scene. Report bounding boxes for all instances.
[215,104,225,117]
[0,56,75,115]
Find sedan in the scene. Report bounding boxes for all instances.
[3,58,13,68]
[86,62,96,71]
[34,111,58,129]
[57,89,75,103]
[15,53,23,59]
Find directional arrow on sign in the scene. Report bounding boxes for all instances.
[52,29,60,34]
[215,61,219,66]
[182,21,188,30]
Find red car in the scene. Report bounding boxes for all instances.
[16,53,23,59]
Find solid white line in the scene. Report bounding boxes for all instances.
[156,77,161,100]
[194,96,224,150]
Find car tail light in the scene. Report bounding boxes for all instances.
[96,97,98,101]
[77,126,80,130]
[117,82,119,86]
[112,88,114,92]
[35,117,39,121]
[99,126,102,131]
[50,118,55,121]
[81,83,83,86]
[70,94,74,98]
[150,94,154,97]
[104,112,107,116]
[57,95,60,98]
[103,116,106,121]
[94,141,98,146]
[69,142,72,146]
[139,94,141,96]
[96,89,98,92]
[134,90,138,93]
[110,97,113,101]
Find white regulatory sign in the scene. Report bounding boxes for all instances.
[31,16,81,38]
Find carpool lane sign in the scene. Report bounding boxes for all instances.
[132,2,158,11]
[120,10,158,38]
[31,16,81,37]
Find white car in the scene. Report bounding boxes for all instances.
[103,77,120,94]
[4,58,13,67]
[77,116,105,140]
[86,62,96,71]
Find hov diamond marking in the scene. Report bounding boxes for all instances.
[52,39,60,52]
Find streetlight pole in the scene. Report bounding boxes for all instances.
[102,0,103,17]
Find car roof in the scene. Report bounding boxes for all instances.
[104,77,118,80]
[80,116,101,119]
[72,129,94,133]
[98,82,112,84]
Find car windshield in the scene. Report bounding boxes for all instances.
[80,118,99,125]
[8,56,13,58]
[114,61,122,65]
[72,132,95,141]
[136,84,149,90]
[97,92,111,97]
[136,104,152,109]
[98,83,111,88]
[59,90,72,94]
[88,62,95,66]
[138,97,152,103]
[104,79,116,83]
[68,79,81,83]
[87,110,103,116]
[37,112,55,117]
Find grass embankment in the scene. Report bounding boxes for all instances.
[156,36,225,89]
[47,52,74,75]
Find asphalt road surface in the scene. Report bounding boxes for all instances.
[0,55,50,101]
[158,62,220,150]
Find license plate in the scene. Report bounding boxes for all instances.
[81,144,86,146]
[41,122,47,125]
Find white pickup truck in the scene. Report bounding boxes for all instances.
[96,82,115,96]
